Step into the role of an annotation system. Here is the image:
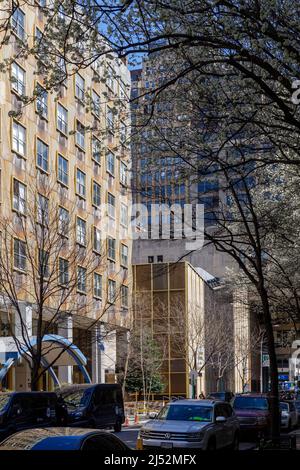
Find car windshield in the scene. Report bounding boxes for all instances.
[157,404,212,422]
[60,389,92,408]
[280,403,289,411]
[0,394,11,411]
[233,397,269,410]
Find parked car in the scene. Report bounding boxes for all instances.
[0,392,58,442]
[231,394,271,437]
[207,392,234,403]
[0,427,129,451]
[57,384,125,432]
[280,401,298,431]
[138,399,240,450]
[295,401,300,424]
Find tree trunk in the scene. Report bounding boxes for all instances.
[260,288,280,440]
[31,363,40,391]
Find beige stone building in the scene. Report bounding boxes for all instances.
[0,3,132,390]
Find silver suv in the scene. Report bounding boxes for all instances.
[139,399,240,450]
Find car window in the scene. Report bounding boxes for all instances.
[280,402,289,411]
[232,397,269,410]
[157,404,213,422]
[223,404,233,417]
[214,405,226,418]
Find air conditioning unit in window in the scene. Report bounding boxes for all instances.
[58,133,67,147]
[37,171,48,188]
[37,116,47,131]
[76,197,86,210]
[93,207,101,219]
[13,153,26,170]
[59,185,68,201]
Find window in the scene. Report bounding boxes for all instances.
[93,273,102,298]
[76,120,85,149]
[76,217,86,246]
[92,90,100,118]
[148,256,154,263]
[92,181,101,207]
[11,7,25,41]
[120,121,126,144]
[57,103,68,135]
[108,279,116,303]
[11,62,25,95]
[36,138,49,172]
[107,237,116,260]
[58,206,69,236]
[120,244,128,267]
[119,81,126,100]
[157,255,163,262]
[107,193,115,219]
[75,74,85,101]
[37,193,49,225]
[13,179,26,214]
[91,136,101,164]
[76,168,86,198]
[121,285,128,307]
[12,121,26,156]
[38,249,49,279]
[106,151,115,175]
[106,65,115,92]
[59,258,69,285]
[14,238,26,271]
[92,58,101,75]
[36,84,48,118]
[57,154,68,186]
[120,161,127,186]
[93,226,101,253]
[77,266,87,293]
[107,107,114,132]
[120,204,128,227]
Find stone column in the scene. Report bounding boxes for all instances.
[58,315,73,385]
[91,323,106,383]
[15,303,33,338]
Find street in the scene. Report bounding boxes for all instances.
[114,427,258,450]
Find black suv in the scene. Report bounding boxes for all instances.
[0,392,58,442]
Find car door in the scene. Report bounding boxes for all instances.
[223,404,236,446]
[10,396,33,431]
[214,405,227,449]
[289,402,297,427]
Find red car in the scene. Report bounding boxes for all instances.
[231,394,271,437]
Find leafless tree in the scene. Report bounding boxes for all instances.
[0,178,127,390]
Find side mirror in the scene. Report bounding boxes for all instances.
[215,416,226,423]
[148,412,158,419]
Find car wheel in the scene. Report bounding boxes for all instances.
[230,432,239,450]
[114,419,122,432]
[206,438,216,451]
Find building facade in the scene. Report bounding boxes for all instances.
[0,3,132,391]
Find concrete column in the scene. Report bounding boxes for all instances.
[58,315,73,385]
[102,328,116,383]
[91,324,102,383]
[15,303,32,338]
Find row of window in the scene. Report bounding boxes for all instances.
[11,5,128,103]
[12,122,128,184]
[13,238,128,305]
[12,177,128,229]
[11,64,128,144]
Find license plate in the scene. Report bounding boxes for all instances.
[161,442,173,449]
